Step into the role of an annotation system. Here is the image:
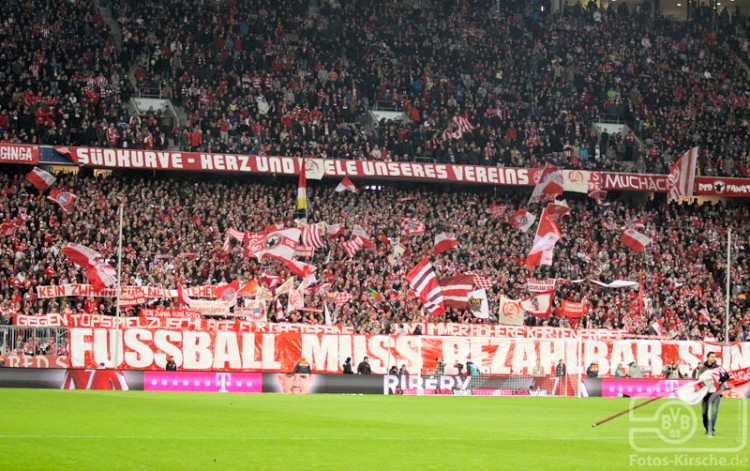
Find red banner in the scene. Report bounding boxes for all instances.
[66,328,750,376]
[0,144,39,164]
[560,301,588,318]
[48,146,750,196]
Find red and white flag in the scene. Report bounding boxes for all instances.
[471,273,494,290]
[453,115,476,134]
[486,204,507,219]
[260,272,284,290]
[214,280,239,308]
[545,200,570,221]
[401,218,426,236]
[620,228,653,252]
[61,243,104,268]
[294,246,315,258]
[433,232,458,254]
[335,176,358,193]
[26,167,56,193]
[61,243,116,291]
[222,228,245,252]
[668,147,698,202]
[267,254,316,278]
[351,225,373,244]
[326,223,346,238]
[438,274,475,308]
[329,291,352,307]
[47,189,78,213]
[301,223,326,249]
[621,218,645,231]
[405,257,445,316]
[342,236,367,258]
[519,291,554,317]
[510,209,536,233]
[0,221,19,237]
[526,209,562,270]
[84,262,117,291]
[249,227,301,261]
[588,189,608,206]
[528,164,564,205]
[177,284,193,307]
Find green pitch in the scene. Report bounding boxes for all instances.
[0,390,747,470]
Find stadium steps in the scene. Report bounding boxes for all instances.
[95,0,122,52]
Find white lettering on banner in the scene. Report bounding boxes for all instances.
[77,148,184,169]
[4,354,69,368]
[0,144,37,162]
[383,375,472,394]
[526,278,557,292]
[56,147,750,196]
[68,329,750,374]
[603,173,666,192]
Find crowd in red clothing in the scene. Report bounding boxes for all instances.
[0,166,748,343]
[1,1,750,178]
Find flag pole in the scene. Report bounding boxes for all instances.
[725,227,731,344]
[114,202,124,368]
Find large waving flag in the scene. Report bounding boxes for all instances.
[510,209,536,232]
[335,176,358,193]
[301,223,326,249]
[677,367,730,405]
[61,243,104,267]
[267,254,316,278]
[326,223,346,238]
[405,257,445,316]
[620,228,653,252]
[668,147,698,203]
[433,232,458,254]
[26,167,56,193]
[545,200,570,221]
[529,164,564,205]
[248,227,301,261]
[519,291,554,317]
[47,189,78,213]
[61,243,116,291]
[214,280,239,308]
[438,275,475,309]
[526,209,562,270]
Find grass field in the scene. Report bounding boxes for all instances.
[0,390,748,470]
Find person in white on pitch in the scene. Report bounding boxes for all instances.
[676,352,730,437]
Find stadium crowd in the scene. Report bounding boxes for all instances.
[0,167,748,345]
[1,0,750,354]
[1,0,750,177]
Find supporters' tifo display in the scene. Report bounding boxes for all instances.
[1,0,750,345]
[1,162,749,344]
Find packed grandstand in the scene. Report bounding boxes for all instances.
[1,0,750,347]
